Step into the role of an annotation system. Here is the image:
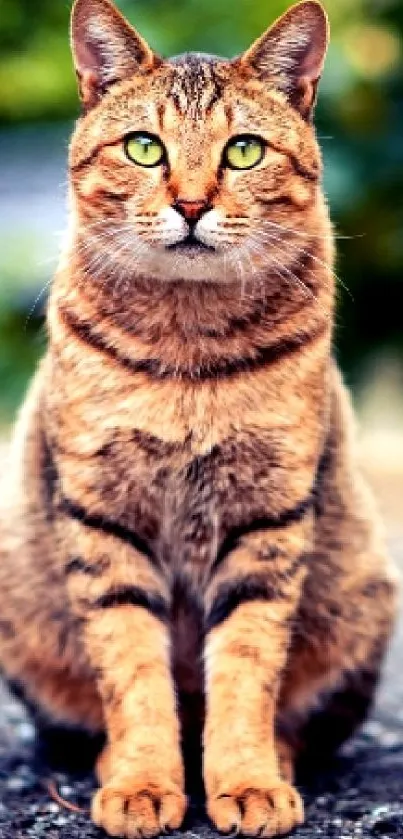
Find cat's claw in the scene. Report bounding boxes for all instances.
[207,780,304,837]
[92,780,187,838]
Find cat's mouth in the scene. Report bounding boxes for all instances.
[166,232,215,253]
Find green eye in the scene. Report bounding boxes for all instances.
[225,135,265,170]
[125,132,165,167]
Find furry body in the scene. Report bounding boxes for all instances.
[0,1,398,836]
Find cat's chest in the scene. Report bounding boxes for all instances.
[54,357,321,564]
[56,346,303,462]
[59,408,301,574]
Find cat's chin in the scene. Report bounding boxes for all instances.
[166,238,215,255]
[136,249,241,285]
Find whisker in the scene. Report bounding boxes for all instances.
[259,227,353,300]
[245,232,331,320]
[25,278,53,328]
[261,219,356,242]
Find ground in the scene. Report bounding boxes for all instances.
[1,515,402,838]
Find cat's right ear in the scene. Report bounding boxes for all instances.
[70,0,161,111]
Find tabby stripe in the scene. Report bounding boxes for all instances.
[212,494,313,573]
[70,138,121,174]
[40,431,59,521]
[205,576,288,632]
[267,141,319,183]
[257,553,305,581]
[257,196,297,209]
[91,585,169,622]
[100,190,130,201]
[313,439,332,517]
[59,497,157,566]
[198,298,268,338]
[130,428,185,458]
[59,305,166,377]
[0,619,15,639]
[205,84,225,114]
[65,556,109,577]
[292,156,319,183]
[198,293,309,340]
[59,304,327,381]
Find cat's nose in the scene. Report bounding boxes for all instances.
[173,198,210,224]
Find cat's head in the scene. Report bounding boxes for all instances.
[69,0,329,284]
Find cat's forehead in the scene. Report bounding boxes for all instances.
[165,53,226,119]
[112,53,277,131]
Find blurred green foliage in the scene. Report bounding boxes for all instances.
[0,0,402,424]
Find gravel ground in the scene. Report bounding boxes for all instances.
[1,534,402,839]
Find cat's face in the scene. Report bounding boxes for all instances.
[69,0,329,284]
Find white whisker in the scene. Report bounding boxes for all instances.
[259,222,353,299]
[25,278,54,328]
[245,231,331,320]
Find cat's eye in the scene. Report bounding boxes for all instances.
[224,135,266,170]
[125,132,165,167]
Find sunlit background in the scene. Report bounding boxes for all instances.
[1,0,403,510]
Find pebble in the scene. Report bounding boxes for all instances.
[364,721,385,738]
[5,771,35,792]
[53,815,69,826]
[5,776,24,792]
[16,722,35,743]
[361,804,403,835]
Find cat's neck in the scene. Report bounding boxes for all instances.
[61,241,331,321]
[50,246,333,377]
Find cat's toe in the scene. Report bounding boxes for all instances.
[208,780,304,837]
[208,794,242,834]
[92,780,187,838]
[243,782,304,837]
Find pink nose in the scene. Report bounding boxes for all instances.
[173,198,210,223]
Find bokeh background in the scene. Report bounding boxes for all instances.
[1,0,403,477]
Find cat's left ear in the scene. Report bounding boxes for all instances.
[70,0,161,111]
[239,0,329,120]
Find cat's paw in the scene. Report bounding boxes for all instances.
[207,780,304,837]
[92,779,187,838]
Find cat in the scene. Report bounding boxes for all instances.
[0,0,398,836]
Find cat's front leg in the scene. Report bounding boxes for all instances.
[63,509,186,838]
[204,517,309,837]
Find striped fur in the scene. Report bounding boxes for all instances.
[0,1,398,837]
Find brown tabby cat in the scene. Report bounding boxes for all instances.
[0,0,398,836]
